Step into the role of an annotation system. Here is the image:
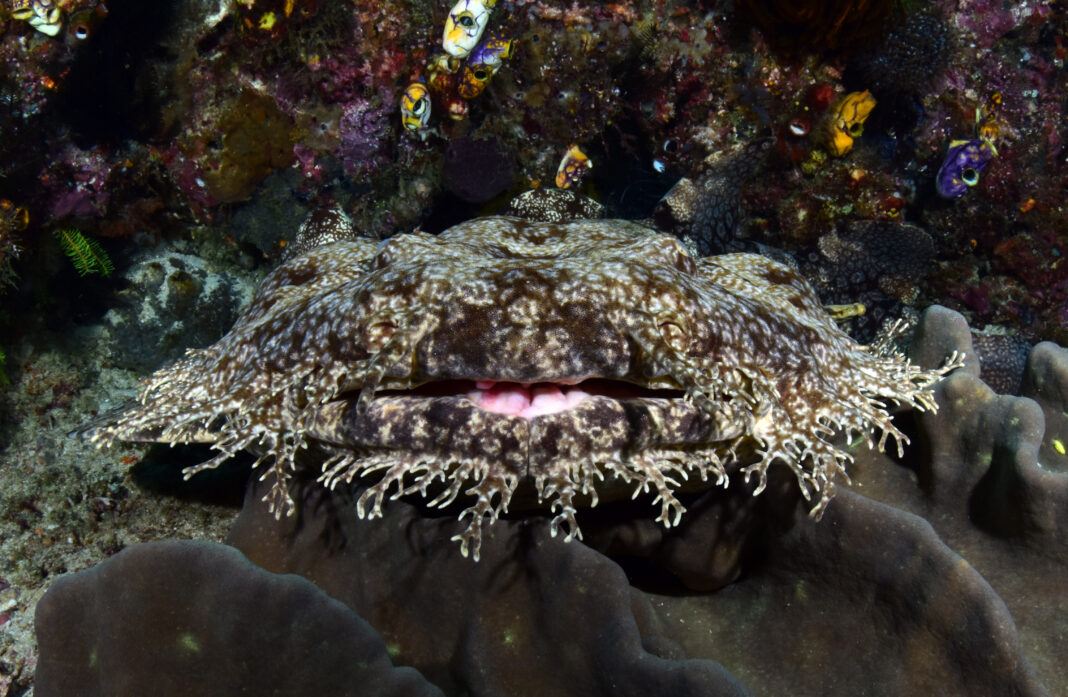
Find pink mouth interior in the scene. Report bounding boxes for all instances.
[376,379,684,419]
[468,380,591,419]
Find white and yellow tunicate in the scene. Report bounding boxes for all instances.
[443,0,496,58]
[12,0,63,37]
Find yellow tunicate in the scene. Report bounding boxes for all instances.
[827,90,876,157]
[400,83,431,133]
[825,302,866,320]
[827,128,854,157]
[443,0,494,58]
[10,0,34,21]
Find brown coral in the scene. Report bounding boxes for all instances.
[35,540,444,697]
[201,90,296,204]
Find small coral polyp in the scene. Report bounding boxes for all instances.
[79,217,961,560]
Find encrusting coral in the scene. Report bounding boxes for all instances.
[76,215,961,561]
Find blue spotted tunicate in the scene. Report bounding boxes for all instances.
[936,139,996,198]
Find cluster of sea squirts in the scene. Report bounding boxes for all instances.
[398,1,594,192]
[399,0,515,136]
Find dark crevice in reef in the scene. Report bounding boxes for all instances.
[56,0,180,146]
[592,117,681,220]
[130,443,250,508]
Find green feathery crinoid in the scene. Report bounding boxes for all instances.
[54,228,114,277]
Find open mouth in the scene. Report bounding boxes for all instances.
[379,378,687,420]
[309,375,731,477]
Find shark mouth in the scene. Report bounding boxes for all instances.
[378,378,687,421]
[311,373,736,561]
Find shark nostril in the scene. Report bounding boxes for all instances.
[658,320,690,354]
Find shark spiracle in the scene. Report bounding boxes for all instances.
[77,216,961,560]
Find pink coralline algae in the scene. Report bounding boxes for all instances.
[45,145,113,219]
[337,93,395,178]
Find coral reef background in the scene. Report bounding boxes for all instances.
[0,0,1065,694]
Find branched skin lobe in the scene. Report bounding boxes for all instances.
[79,216,959,560]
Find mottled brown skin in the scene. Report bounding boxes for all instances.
[78,216,960,560]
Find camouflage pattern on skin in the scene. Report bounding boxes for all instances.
[76,216,961,560]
